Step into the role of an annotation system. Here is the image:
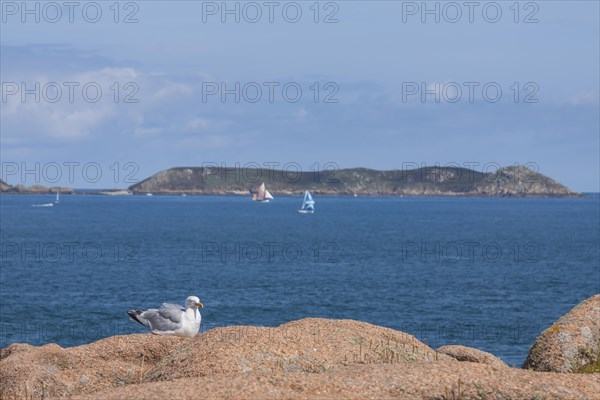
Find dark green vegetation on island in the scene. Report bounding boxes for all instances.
[128,165,578,197]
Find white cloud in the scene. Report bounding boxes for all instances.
[176,135,233,149]
[134,126,164,136]
[566,91,598,106]
[1,67,142,141]
[152,83,194,100]
[185,118,209,130]
[293,108,309,120]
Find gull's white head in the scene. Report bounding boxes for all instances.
[186,296,203,309]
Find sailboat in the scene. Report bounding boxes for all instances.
[252,182,274,203]
[298,191,315,214]
[33,189,61,207]
[32,201,53,207]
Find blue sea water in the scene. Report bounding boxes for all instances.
[1,194,598,366]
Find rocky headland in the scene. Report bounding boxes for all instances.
[1,295,598,399]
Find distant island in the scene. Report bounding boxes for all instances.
[128,165,578,197]
[0,166,580,197]
[0,180,73,195]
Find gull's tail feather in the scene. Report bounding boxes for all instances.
[128,310,146,327]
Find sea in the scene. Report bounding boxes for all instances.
[1,194,598,366]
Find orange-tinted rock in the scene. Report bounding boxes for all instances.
[437,345,508,368]
[523,294,600,372]
[2,316,599,400]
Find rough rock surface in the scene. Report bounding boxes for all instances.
[436,345,509,368]
[1,314,599,399]
[523,294,600,373]
[0,319,445,399]
[0,335,184,398]
[73,363,600,400]
[144,318,443,382]
[473,165,574,196]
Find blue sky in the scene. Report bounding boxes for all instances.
[1,1,598,191]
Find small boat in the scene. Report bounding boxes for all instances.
[32,202,53,207]
[252,183,274,203]
[298,191,315,214]
[33,190,60,207]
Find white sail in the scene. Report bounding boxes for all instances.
[33,191,58,207]
[298,191,315,213]
[253,183,273,202]
[257,183,266,199]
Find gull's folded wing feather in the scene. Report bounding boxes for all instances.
[158,304,185,323]
[162,303,185,311]
[139,307,182,331]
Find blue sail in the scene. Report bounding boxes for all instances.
[300,191,315,213]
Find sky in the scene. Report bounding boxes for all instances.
[1,1,599,191]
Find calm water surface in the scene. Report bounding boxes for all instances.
[1,194,598,366]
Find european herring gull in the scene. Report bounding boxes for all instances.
[127,296,203,337]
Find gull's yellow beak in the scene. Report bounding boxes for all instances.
[196,301,204,308]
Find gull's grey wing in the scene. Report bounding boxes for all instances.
[157,304,185,324]
[162,303,184,311]
[139,305,184,332]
